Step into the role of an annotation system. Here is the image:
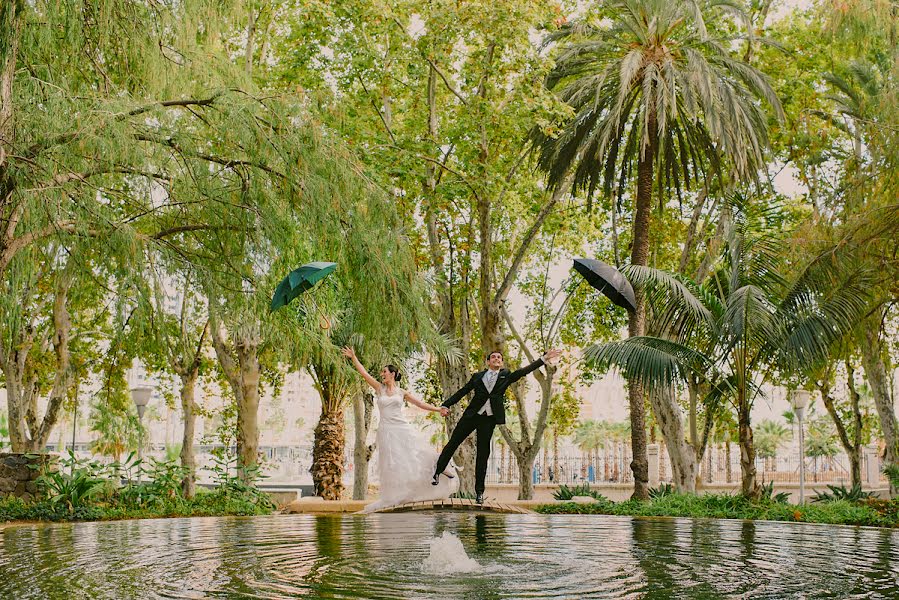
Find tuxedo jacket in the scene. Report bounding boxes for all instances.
[441,358,545,425]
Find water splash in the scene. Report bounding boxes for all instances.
[422,531,480,574]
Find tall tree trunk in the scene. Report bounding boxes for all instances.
[313,408,345,500]
[351,390,375,501]
[847,361,863,489]
[179,370,199,498]
[0,0,23,159]
[860,317,899,495]
[626,110,657,500]
[244,7,259,75]
[553,429,559,481]
[210,317,262,480]
[235,337,260,477]
[725,440,732,483]
[818,368,862,489]
[517,451,535,500]
[649,386,697,492]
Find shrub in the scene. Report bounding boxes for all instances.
[649,484,675,499]
[758,481,791,504]
[811,484,875,503]
[553,483,608,502]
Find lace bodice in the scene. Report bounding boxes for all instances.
[376,388,407,425]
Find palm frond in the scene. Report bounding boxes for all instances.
[583,336,714,389]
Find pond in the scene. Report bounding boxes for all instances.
[2,513,898,599]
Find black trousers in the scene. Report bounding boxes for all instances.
[434,413,496,495]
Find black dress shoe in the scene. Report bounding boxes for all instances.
[431,474,440,486]
[475,493,484,504]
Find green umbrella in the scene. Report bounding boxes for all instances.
[270,261,337,311]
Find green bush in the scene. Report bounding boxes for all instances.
[649,484,675,499]
[2,450,275,523]
[535,491,899,528]
[758,481,791,504]
[811,483,875,503]
[552,483,609,502]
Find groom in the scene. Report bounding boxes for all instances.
[433,348,562,504]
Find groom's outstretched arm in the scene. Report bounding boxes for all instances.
[506,357,545,384]
[441,373,479,409]
[506,349,561,384]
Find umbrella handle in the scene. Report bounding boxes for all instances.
[308,297,332,330]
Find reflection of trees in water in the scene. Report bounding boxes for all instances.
[631,518,724,599]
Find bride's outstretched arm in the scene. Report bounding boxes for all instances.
[403,390,443,413]
[341,347,381,393]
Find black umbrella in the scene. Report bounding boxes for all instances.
[572,258,637,313]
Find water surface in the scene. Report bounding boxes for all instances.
[2,514,898,599]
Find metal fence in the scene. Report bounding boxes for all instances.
[485,445,889,487]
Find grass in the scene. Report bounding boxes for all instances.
[535,492,899,528]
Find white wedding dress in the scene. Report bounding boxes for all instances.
[361,388,459,513]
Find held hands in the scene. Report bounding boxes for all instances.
[439,407,450,418]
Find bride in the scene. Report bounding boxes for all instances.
[341,347,459,513]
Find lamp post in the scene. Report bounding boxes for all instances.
[131,386,153,484]
[790,389,811,504]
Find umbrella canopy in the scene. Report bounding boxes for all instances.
[572,258,637,313]
[270,261,337,311]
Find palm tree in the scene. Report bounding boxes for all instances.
[806,417,840,483]
[532,0,783,499]
[585,218,872,498]
[574,420,608,480]
[754,419,790,473]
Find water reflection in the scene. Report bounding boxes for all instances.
[2,514,899,599]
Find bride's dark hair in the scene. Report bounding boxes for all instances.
[385,364,402,382]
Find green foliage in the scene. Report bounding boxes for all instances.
[884,464,899,490]
[759,481,791,504]
[811,484,875,503]
[0,413,8,450]
[649,484,675,499]
[205,450,276,511]
[35,466,106,512]
[552,483,609,502]
[2,449,275,523]
[532,0,783,200]
[537,492,899,527]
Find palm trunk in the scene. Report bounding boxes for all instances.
[351,391,375,501]
[179,370,199,498]
[737,398,758,498]
[860,317,899,495]
[313,408,345,500]
[625,110,657,500]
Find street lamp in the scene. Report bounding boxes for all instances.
[131,386,153,484]
[790,389,811,504]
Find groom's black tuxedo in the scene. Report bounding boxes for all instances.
[441,358,545,425]
[435,357,545,496]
